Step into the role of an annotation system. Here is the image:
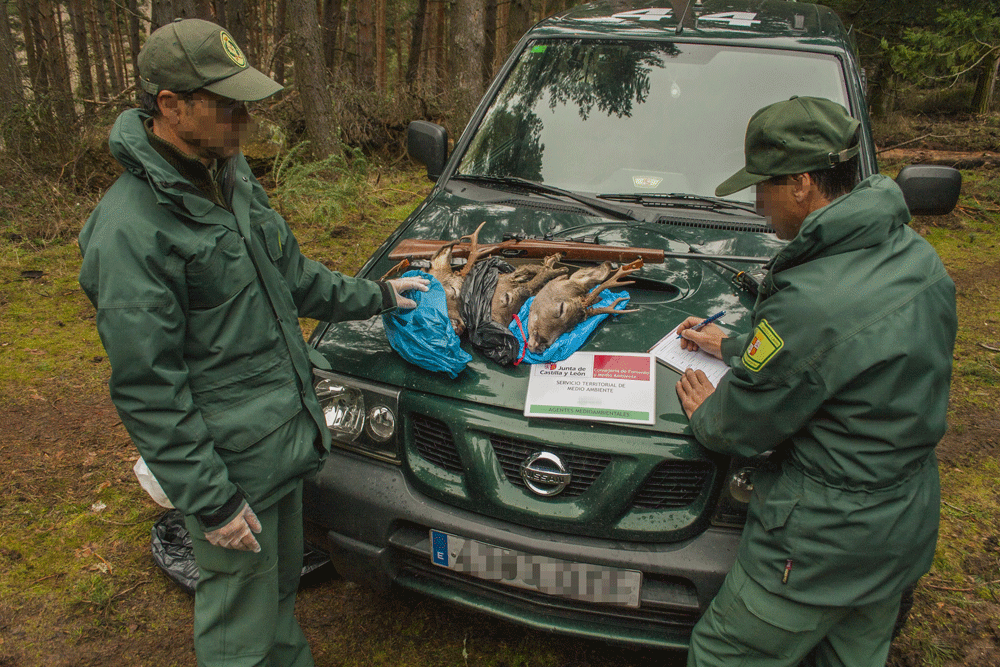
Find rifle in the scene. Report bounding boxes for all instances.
[387,234,769,264]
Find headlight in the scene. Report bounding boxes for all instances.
[313,369,402,464]
[710,455,766,528]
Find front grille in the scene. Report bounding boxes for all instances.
[411,413,463,473]
[632,461,713,509]
[490,435,612,497]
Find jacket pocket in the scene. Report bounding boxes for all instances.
[756,477,800,532]
[186,231,256,309]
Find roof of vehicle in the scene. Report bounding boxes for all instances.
[530,0,853,53]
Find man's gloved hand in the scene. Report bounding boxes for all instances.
[386,276,430,309]
[204,503,262,552]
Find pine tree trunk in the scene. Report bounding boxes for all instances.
[357,0,376,87]
[406,0,427,88]
[37,0,75,120]
[448,0,484,114]
[482,0,496,88]
[287,0,339,156]
[109,0,128,92]
[972,52,1000,115]
[322,0,340,73]
[274,0,287,84]
[67,0,95,111]
[127,0,140,76]
[97,0,121,92]
[376,0,386,90]
[0,0,23,106]
[86,0,110,99]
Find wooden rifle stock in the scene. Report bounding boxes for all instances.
[388,237,666,264]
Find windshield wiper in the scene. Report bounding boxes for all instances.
[452,174,644,222]
[598,192,760,216]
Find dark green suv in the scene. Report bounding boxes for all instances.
[303,0,959,649]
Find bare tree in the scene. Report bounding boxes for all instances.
[287,0,340,156]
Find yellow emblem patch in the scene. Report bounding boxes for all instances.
[220,31,246,68]
[742,319,784,372]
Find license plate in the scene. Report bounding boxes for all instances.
[429,530,642,607]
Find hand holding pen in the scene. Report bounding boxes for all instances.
[676,310,727,360]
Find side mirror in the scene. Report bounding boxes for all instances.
[407,121,448,182]
[895,165,962,216]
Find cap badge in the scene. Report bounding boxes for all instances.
[220,31,246,68]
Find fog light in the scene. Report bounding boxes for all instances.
[367,405,396,442]
[729,468,755,504]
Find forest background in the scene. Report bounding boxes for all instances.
[1,0,1000,666]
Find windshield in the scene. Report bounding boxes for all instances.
[457,40,849,204]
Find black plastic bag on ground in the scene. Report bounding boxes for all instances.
[151,509,331,594]
[460,256,521,366]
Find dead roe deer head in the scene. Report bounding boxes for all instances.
[491,253,569,326]
[429,222,489,336]
[526,259,642,354]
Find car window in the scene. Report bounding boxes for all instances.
[457,39,849,204]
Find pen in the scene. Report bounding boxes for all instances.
[677,310,725,338]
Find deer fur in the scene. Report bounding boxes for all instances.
[428,222,489,335]
[491,253,569,326]
[526,259,642,353]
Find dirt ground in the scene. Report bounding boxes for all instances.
[1,150,998,666]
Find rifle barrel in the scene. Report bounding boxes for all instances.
[387,238,768,264]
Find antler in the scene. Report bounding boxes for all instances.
[581,258,643,308]
[584,296,639,318]
[380,259,410,281]
[457,221,489,278]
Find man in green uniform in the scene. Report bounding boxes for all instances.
[78,19,428,667]
[675,97,956,666]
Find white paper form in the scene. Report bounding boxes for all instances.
[649,324,731,385]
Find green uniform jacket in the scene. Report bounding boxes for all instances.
[79,109,393,528]
[691,175,956,607]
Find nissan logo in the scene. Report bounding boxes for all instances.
[520,451,571,497]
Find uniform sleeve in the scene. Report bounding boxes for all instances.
[79,217,240,526]
[689,302,831,457]
[247,174,393,322]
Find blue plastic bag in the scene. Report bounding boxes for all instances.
[382,270,472,379]
[507,289,631,364]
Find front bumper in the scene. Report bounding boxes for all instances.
[303,448,739,650]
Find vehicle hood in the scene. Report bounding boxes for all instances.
[312,188,784,433]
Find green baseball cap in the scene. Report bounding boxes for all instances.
[715,96,861,197]
[138,19,283,102]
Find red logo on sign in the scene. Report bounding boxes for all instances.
[592,355,650,381]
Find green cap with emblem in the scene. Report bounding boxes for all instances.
[715,96,861,197]
[138,18,282,101]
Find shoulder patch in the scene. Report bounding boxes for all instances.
[742,319,784,372]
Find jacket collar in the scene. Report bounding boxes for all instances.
[770,174,911,274]
[109,108,238,220]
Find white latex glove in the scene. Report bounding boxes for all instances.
[386,276,430,309]
[204,503,262,552]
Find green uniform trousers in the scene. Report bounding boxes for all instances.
[185,480,314,667]
[687,562,900,667]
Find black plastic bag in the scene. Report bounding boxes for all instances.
[151,509,331,595]
[460,256,521,366]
